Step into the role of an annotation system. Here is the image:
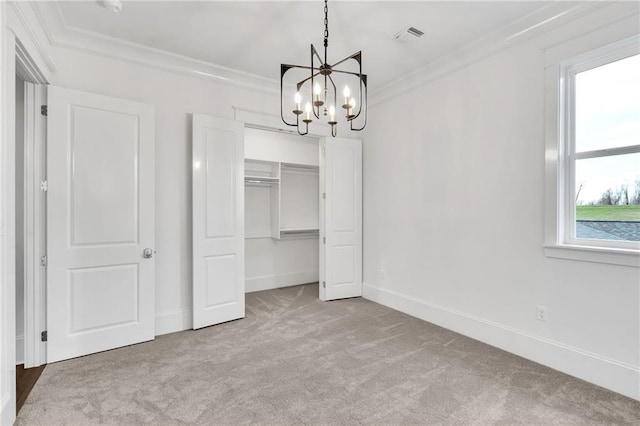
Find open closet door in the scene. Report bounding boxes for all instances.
[192,114,244,329]
[319,137,362,301]
[47,86,155,363]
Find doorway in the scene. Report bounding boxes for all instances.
[14,57,48,415]
[244,127,321,295]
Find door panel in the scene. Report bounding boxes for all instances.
[47,86,155,363]
[70,108,139,245]
[320,138,362,301]
[192,114,244,329]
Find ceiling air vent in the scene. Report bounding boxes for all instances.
[393,26,424,44]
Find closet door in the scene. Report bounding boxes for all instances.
[192,114,244,329]
[319,138,362,301]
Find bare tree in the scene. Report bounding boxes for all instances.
[598,188,614,205]
[620,184,629,205]
[612,187,623,205]
[632,179,640,205]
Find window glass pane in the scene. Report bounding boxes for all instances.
[575,54,640,153]
[575,153,640,241]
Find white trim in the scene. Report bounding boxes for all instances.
[15,336,23,366]
[370,1,613,106]
[29,1,630,108]
[23,82,47,368]
[33,1,278,94]
[233,107,332,138]
[155,310,192,336]
[363,282,640,401]
[0,18,18,426]
[572,145,640,160]
[544,30,640,264]
[8,1,56,72]
[544,244,640,268]
[245,270,319,294]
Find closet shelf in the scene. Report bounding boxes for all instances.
[244,175,280,185]
[279,227,320,238]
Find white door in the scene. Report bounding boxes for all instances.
[47,86,155,363]
[319,137,363,301]
[192,114,244,329]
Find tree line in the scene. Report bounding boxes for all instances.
[595,182,640,206]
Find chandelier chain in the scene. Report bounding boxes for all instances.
[323,0,329,48]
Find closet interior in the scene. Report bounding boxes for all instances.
[243,128,320,293]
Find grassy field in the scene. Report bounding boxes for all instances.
[576,205,640,221]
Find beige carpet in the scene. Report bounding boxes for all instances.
[17,283,640,425]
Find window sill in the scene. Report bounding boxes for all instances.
[544,244,640,267]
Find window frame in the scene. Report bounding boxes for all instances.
[544,36,640,267]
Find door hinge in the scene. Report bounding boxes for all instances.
[322,281,326,288]
[40,255,47,267]
[41,105,48,116]
[322,237,326,244]
[40,180,48,191]
[41,331,48,342]
[322,192,326,199]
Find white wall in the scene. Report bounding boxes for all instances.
[244,128,319,292]
[14,74,24,365]
[362,6,640,399]
[48,46,280,335]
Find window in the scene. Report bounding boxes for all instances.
[545,36,640,266]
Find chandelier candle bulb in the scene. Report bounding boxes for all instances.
[305,102,312,121]
[329,105,336,121]
[343,86,351,106]
[294,92,302,113]
[313,82,324,107]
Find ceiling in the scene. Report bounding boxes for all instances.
[44,1,569,91]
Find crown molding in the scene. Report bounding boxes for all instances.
[32,1,280,95]
[8,1,56,74]
[29,1,635,106]
[368,1,624,107]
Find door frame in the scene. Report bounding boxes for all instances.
[21,81,46,368]
[18,53,48,370]
[1,2,52,422]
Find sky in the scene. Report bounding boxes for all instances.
[575,53,640,205]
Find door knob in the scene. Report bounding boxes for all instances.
[143,248,153,259]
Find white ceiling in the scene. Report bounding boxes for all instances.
[46,1,568,91]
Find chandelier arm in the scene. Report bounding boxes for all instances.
[310,45,318,119]
[350,73,366,121]
[280,64,302,127]
[325,69,367,79]
[330,51,361,69]
[283,64,315,71]
[296,113,309,136]
[295,71,324,90]
[350,76,367,131]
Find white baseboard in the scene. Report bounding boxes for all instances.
[246,270,318,293]
[363,282,639,401]
[16,335,24,365]
[155,310,192,336]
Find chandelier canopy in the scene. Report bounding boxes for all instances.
[280,0,367,137]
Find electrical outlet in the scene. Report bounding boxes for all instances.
[536,305,548,322]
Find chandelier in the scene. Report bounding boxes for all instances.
[280,0,367,137]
